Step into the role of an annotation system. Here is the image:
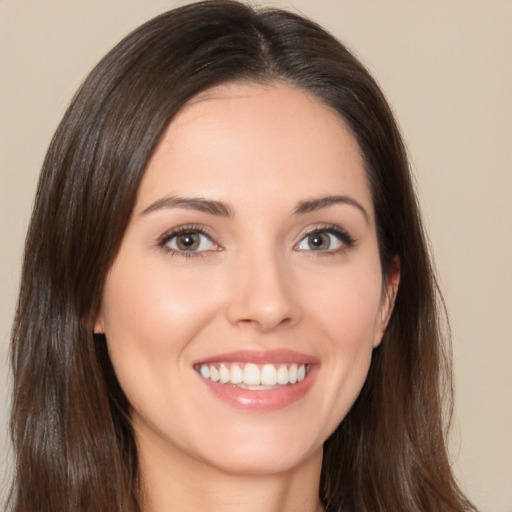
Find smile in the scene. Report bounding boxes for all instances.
[196,362,309,388]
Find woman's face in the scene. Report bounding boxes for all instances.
[96,83,397,476]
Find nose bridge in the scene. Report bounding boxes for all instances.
[226,238,300,331]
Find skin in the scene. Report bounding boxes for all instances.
[96,82,399,512]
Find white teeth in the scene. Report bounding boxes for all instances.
[276,364,289,385]
[209,365,219,382]
[289,363,298,384]
[230,364,243,384]
[243,363,261,385]
[198,362,309,387]
[219,364,230,384]
[260,364,277,386]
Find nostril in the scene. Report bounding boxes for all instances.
[235,315,294,332]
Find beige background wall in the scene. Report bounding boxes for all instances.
[1,1,511,510]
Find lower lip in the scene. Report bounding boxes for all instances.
[198,366,318,411]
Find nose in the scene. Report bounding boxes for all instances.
[225,248,302,333]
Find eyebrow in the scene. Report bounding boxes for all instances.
[140,196,233,217]
[140,194,369,222]
[294,195,370,223]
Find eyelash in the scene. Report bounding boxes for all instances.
[296,225,356,255]
[156,224,356,258]
[157,225,219,258]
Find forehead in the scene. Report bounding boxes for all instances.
[138,82,373,217]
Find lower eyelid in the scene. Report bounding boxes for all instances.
[173,233,217,249]
[157,225,355,256]
[157,226,219,252]
[296,227,355,250]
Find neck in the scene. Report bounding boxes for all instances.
[137,433,324,512]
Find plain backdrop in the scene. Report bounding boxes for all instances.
[1,1,511,510]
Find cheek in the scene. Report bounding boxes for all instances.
[99,260,225,423]
[101,258,219,355]
[301,265,383,428]
[309,266,383,348]
[99,258,217,422]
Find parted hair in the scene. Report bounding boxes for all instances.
[8,1,476,511]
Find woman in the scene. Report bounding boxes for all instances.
[8,1,477,511]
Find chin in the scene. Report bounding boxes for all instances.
[182,422,326,477]
[198,444,323,477]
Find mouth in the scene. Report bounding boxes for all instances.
[195,362,309,389]
[193,350,318,410]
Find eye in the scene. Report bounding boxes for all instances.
[159,227,218,254]
[296,227,355,252]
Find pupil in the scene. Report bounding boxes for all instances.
[309,233,328,250]
[178,233,199,250]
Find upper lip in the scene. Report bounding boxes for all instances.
[194,349,319,366]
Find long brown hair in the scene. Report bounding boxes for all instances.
[8,1,476,511]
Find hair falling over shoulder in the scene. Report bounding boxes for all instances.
[7,1,477,511]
